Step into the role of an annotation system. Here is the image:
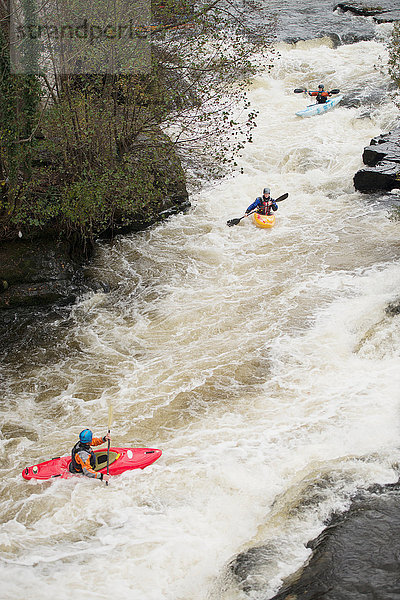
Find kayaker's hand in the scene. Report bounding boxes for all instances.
[104,432,111,441]
[102,474,110,483]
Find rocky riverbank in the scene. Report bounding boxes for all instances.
[335,1,400,23]
[268,483,400,600]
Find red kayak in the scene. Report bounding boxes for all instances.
[22,447,162,481]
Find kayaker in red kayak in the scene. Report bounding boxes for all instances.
[69,428,111,483]
[245,188,278,216]
[307,84,332,104]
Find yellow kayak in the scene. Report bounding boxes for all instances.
[252,212,275,229]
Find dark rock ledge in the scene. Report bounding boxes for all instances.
[354,126,400,192]
[268,484,400,600]
[230,480,400,600]
[0,238,101,310]
[335,1,400,23]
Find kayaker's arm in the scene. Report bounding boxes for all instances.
[245,198,261,213]
[75,452,104,479]
[79,457,110,482]
[270,200,278,211]
[91,433,110,446]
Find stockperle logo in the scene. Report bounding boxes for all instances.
[10,0,151,74]
[15,19,144,43]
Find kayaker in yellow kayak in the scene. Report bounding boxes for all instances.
[69,428,111,482]
[245,188,278,216]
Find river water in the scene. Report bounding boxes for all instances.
[2,8,400,600]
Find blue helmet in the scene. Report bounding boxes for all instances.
[263,187,270,195]
[79,429,93,444]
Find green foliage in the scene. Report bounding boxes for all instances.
[0,0,42,216]
[58,163,161,235]
[388,23,400,90]
[8,149,183,239]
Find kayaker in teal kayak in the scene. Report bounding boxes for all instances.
[69,428,111,482]
[245,188,278,216]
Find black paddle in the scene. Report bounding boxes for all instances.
[226,209,257,227]
[227,193,289,227]
[294,88,340,94]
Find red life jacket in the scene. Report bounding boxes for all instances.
[257,197,271,215]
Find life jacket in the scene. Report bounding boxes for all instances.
[69,441,96,473]
[257,196,271,215]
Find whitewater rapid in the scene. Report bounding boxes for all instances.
[1,33,400,600]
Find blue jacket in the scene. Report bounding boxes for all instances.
[246,196,278,214]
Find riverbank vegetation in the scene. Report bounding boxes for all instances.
[0,0,276,249]
[388,22,400,96]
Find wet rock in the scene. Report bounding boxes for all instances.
[230,544,279,595]
[0,238,76,285]
[363,130,400,167]
[354,127,400,192]
[354,162,400,192]
[0,280,82,309]
[335,2,384,16]
[335,1,400,22]
[269,488,400,600]
[374,10,400,23]
[386,299,400,316]
[0,238,93,309]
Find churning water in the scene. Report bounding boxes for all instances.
[1,23,400,600]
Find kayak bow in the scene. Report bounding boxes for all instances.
[252,212,275,228]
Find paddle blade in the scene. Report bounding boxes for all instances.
[227,218,242,227]
[275,193,288,202]
[330,89,340,94]
[294,88,306,93]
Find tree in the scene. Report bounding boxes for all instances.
[388,22,400,93]
[149,0,277,176]
[0,0,276,242]
[0,0,42,229]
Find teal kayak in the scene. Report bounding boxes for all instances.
[296,95,343,118]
